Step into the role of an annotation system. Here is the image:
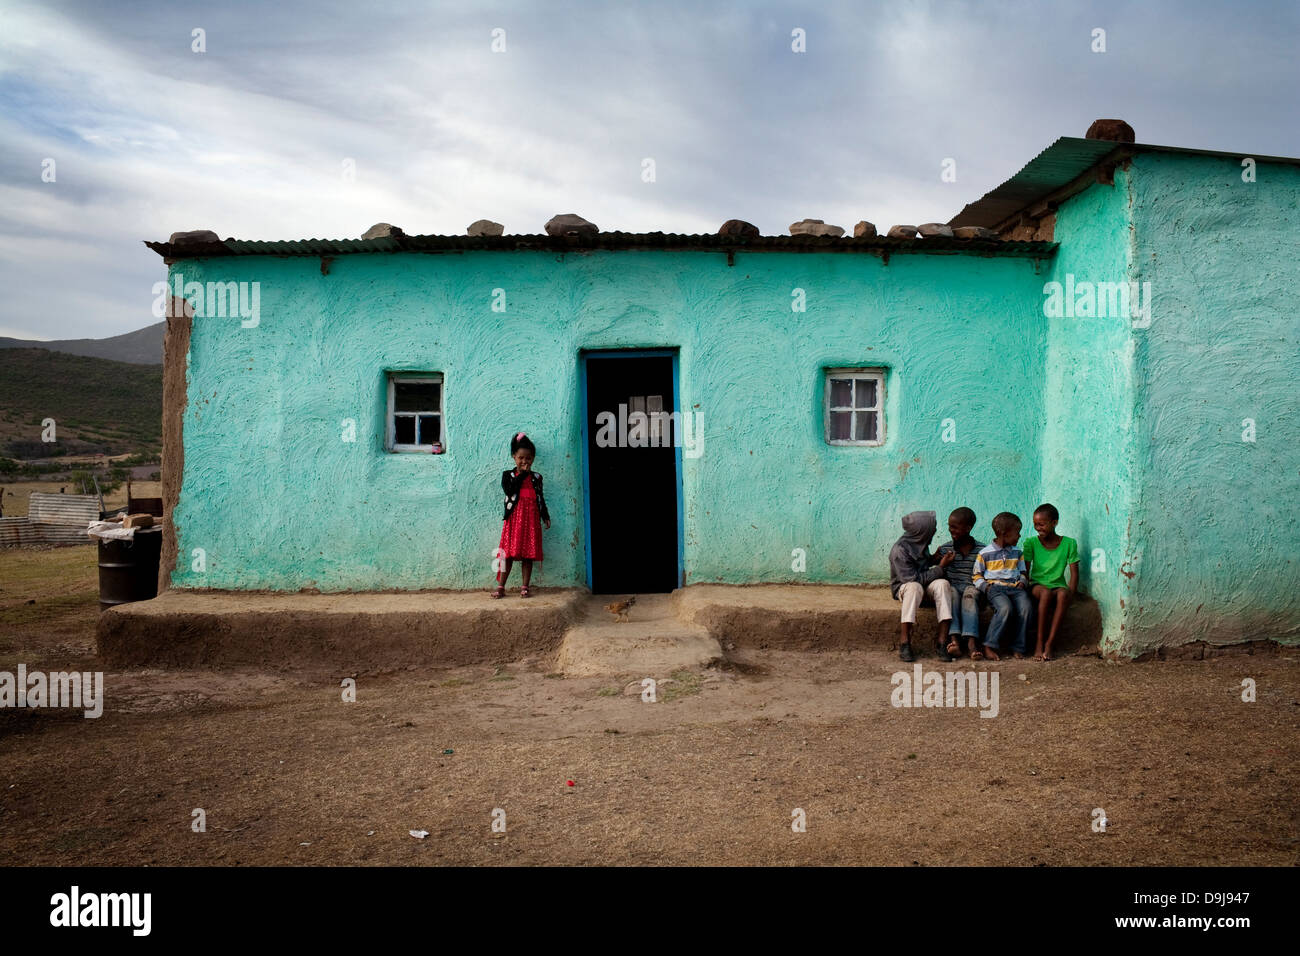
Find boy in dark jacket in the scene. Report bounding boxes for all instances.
[933,507,987,659]
[888,510,954,662]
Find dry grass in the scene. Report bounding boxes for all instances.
[0,544,100,671]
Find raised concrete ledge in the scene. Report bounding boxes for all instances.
[96,589,586,670]
[674,584,1102,654]
[97,584,1105,670]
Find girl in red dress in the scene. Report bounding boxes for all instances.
[492,432,551,598]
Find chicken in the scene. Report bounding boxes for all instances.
[604,595,637,622]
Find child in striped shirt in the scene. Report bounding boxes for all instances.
[971,512,1032,660]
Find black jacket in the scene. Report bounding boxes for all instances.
[501,469,550,523]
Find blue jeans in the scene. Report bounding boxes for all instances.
[948,585,984,639]
[985,585,1032,653]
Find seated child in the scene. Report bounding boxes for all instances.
[1023,502,1080,661]
[971,512,1032,660]
[888,510,954,662]
[933,507,987,660]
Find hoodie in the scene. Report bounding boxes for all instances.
[888,510,944,599]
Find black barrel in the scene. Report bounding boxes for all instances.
[98,527,163,612]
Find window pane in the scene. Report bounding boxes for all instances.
[854,411,879,442]
[829,411,852,441]
[855,379,878,409]
[829,378,853,408]
[418,414,440,445]
[395,381,441,413]
[394,414,415,444]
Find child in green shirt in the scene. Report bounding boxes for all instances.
[1023,503,1080,661]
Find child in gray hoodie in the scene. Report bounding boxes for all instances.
[888,510,955,662]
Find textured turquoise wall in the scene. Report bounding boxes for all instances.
[1125,153,1300,650]
[1041,169,1140,653]
[163,150,1300,654]
[168,249,1052,591]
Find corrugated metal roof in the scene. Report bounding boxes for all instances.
[146,138,1300,258]
[949,138,1300,228]
[949,137,1125,228]
[145,232,1057,260]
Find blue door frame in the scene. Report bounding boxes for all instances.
[579,348,685,591]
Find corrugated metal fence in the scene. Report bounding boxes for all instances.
[0,493,101,547]
[0,516,39,547]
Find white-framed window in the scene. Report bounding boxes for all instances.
[824,368,885,446]
[386,373,443,452]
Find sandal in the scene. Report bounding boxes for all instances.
[970,645,984,660]
[490,585,505,599]
[519,585,531,598]
[946,638,961,657]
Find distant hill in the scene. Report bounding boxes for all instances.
[0,321,163,366]
[0,348,162,460]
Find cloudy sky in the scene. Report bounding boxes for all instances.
[1,0,1297,341]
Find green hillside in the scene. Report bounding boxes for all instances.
[0,348,162,460]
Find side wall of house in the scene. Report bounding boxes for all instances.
[1041,168,1140,653]
[1124,153,1300,651]
[167,249,1050,591]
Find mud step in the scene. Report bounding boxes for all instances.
[555,593,723,677]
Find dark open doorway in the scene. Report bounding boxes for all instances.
[581,350,682,594]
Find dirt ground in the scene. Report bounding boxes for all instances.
[1,545,1297,866]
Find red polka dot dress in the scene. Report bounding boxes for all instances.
[499,472,544,566]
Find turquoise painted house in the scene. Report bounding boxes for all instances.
[147,131,1300,657]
